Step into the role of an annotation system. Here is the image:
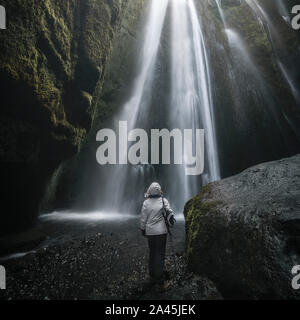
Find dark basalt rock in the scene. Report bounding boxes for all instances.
[0,0,133,235]
[185,154,300,299]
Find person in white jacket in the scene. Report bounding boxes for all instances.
[140,182,175,290]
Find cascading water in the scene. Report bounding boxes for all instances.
[189,0,220,183]
[245,0,300,142]
[169,0,220,197]
[216,0,228,28]
[96,0,169,212]
[214,0,299,153]
[94,0,220,214]
[42,0,300,223]
[245,0,300,105]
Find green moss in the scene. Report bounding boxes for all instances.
[0,0,135,233]
[185,184,221,261]
[0,0,131,155]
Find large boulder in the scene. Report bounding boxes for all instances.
[185,154,300,299]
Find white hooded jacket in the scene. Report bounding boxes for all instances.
[140,182,174,236]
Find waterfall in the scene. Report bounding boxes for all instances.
[170,0,220,195]
[94,0,220,214]
[119,0,170,129]
[244,0,300,140]
[215,0,300,107]
[189,0,220,183]
[43,0,300,219]
[213,0,299,152]
[245,0,300,104]
[216,0,228,28]
[97,0,169,212]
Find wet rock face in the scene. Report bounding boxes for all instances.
[0,0,129,235]
[185,154,300,299]
[220,0,242,6]
[202,0,300,178]
[40,0,148,212]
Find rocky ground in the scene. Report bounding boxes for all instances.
[0,219,222,300]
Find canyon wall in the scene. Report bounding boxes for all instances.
[0,0,147,234]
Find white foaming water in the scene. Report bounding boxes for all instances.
[40,211,185,223]
[174,213,186,222]
[0,251,36,262]
[40,211,137,222]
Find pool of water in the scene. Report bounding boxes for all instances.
[0,211,186,262]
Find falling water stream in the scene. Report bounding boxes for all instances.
[92,0,220,214]
[44,0,300,221]
[97,0,170,212]
[215,0,300,150]
[245,0,300,105]
[170,0,220,196]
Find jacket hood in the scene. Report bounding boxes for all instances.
[147,182,162,197]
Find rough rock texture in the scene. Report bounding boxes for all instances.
[40,0,148,212]
[185,154,300,299]
[203,0,300,177]
[0,0,133,235]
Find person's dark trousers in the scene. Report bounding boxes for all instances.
[147,233,167,283]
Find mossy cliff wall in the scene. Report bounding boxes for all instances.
[199,0,300,177]
[40,0,148,212]
[0,0,137,235]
